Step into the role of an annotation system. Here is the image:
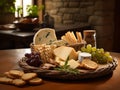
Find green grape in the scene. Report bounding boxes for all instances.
[86,44,92,49]
[104,52,110,57]
[92,47,96,52]
[86,44,92,53]
[99,48,104,53]
[107,56,113,62]
[80,44,113,64]
[96,49,101,53]
[81,46,86,52]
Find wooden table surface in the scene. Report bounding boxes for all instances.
[0,48,120,90]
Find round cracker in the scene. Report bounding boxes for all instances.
[21,73,37,81]
[29,77,43,85]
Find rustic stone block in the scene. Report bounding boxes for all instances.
[50,9,58,15]
[80,2,94,7]
[59,8,67,13]
[53,15,62,24]
[63,2,69,7]
[45,1,53,10]
[53,2,63,8]
[68,8,80,13]
[63,14,73,20]
[80,8,87,15]
[63,20,74,24]
[59,8,80,13]
[86,6,94,15]
[94,1,104,10]
[52,0,62,1]
[69,2,80,7]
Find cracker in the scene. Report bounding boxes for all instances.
[76,32,82,43]
[21,73,37,81]
[4,72,16,79]
[61,35,72,44]
[70,31,77,43]
[9,70,24,78]
[0,77,13,84]
[29,77,43,85]
[12,79,26,86]
[81,59,98,70]
[65,31,73,44]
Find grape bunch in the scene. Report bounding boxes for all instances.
[81,44,113,64]
[25,53,43,67]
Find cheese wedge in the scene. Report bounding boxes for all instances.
[53,46,78,61]
[67,59,80,69]
[33,28,57,45]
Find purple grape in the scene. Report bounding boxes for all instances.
[25,52,43,67]
[25,53,31,58]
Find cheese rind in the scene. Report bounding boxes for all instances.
[33,28,57,45]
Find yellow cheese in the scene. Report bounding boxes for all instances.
[55,57,80,68]
[53,46,78,61]
[68,59,80,69]
[33,28,57,45]
[55,56,65,66]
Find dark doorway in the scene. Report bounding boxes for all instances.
[113,0,120,52]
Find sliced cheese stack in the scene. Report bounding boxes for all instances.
[33,28,57,45]
[53,46,80,69]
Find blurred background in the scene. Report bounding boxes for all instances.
[0,0,120,53]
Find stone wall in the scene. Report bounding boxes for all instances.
[43,0,115,51]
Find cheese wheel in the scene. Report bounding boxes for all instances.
[33,28,57,45]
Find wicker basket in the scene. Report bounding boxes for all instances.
[30,41,86,53]
[18,57,118,80]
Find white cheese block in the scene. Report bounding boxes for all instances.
[67,59,80,69]
[53,46,78,61]
[78,52,91,62]
[33,28,57,45]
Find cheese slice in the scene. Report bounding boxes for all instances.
[68,59,80,69]
[55,56,65,66]
[33,28,57,45]
[55,57,80,68]
[53,46,78,61]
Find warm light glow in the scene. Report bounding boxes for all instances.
[15,0,33,17]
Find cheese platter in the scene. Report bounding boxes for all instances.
[18,28,118,80]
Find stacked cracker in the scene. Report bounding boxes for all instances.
[0,70,43,87]
[61,31,83,45]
